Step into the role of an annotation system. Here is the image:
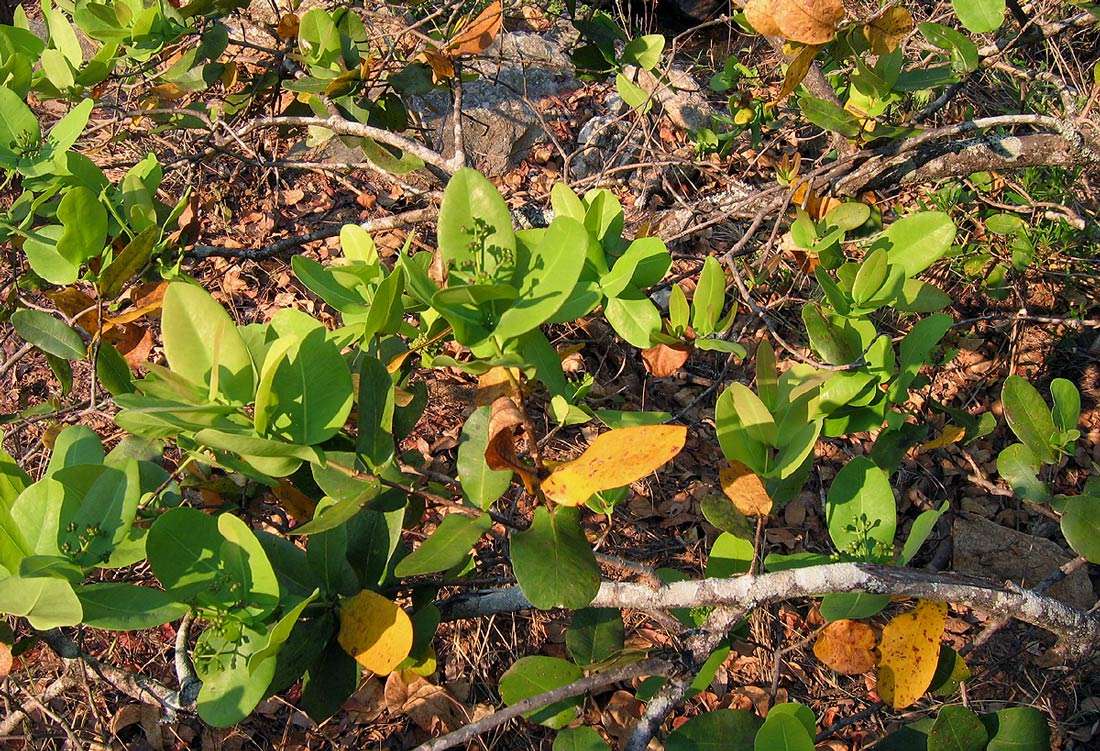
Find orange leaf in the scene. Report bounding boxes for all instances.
[418,49,456,82]
[445,0,503,57]
[641,343,692,378]
[813,619,878,674]
[877,600,947,709]
[541,425,687,506]
[272,479,317,524]
[719,460,773,517]
[773,0,846,45]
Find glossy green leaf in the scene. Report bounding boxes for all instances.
[952,0,1005,34]
[12,309,85,360]
[394,512,490,577]
[499,655,583,728]
[510,506,599,610]
[798,94,861,138]
[77,582,188,630]
[983,707,1050,751]
[1060,494,1100,563]
[554,727,609,751]
[826,457,896,561]
[604,293,661,349]
[928,705,988,751]
[457,406,513,509]
[566,608,624,666]
[996,443,1049,502]
[692,256,726,335]
[1001,375,1057,463]
[755,712,815,751]
[97,226,158,299]
[438,168,516,283]
[0,574,81,629]
[1050,378,1080,434]
[881,212,956,278]
[667,709,761,751]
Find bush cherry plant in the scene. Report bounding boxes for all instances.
[0,0,1096,748]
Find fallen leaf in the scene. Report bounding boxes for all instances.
[0,642,11,679]
[272,480,317,524]
[719,460,773,517]
[337,590,414,675]
[877,600,948,709]
[745,0,783,36]
[541,425,687,506]
[865,7,913,55]
[418,48,456,82]
[484,396,537,492]
[773,0,846,45]
[344,678,386,723]
[475,367,520,406]
[813,619,878,674]
[920,425,966,451]
[445,0,503,57]
[384,671,470,733]
[110,704,164,749]
[641,342,692,377]
[276,12,299,39]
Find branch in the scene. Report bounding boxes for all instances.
[439,562,1100,657]
[411,657,673,751]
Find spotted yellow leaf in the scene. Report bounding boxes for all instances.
[337,590,413,675]
[877,600,947,709]
[541,425,687,506]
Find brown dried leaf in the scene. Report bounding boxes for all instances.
[384,672,469,733]
[776,44,822,101]
[813,619,878,674]
[277,13,300,40]
[445,0,503,57]
[475,367,520,407]
[641,342,692,377]
[272,480,317,524]
[719,460,773,517]
[485,396,537,492]
[0,642,11,679]
[745,0,783,36]
[110,704,164,749]
[773,0,846,45]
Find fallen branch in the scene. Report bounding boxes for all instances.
[412,657,673,751]
[440,562,1100,657]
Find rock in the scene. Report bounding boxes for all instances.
[413,27,581,176]
[625,64,718,132]
[952,513,1094,610]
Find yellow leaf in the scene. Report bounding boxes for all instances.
[864,7,913,55]
[920,425,966,451]
[338,590,414,675]
[775,43,822,102]
[719,460,773,517]
[541,425,687,506]
[475,366,520,407]
[813,619,878,674]
[744,0,783,36]
[877,600,947,709]
[444,0,503,57]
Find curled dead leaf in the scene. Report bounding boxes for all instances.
[485,396,537,492]
[476,367,520,407]
[444,0,503,57]
[719,460,773,517]
[0,641,11,679]
[641,342,692,377]
[384,671,471,734]
[813,619,878,674]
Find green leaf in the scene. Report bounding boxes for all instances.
[604,293,661,349]
[194,429,322,464]
[996,443,1049,502]
[667,709,762,751]
[499,655,584,728]
[919,22,979,72]
[928,705,988,751]
[218,513,280,617]
[615,72,652,113]
[554,727,610,751]
[768,703,817,738]
[1001,375,1057,463]
[929,645,970,697]
[510,506,599,610]
[77,582,188,630]
[983,707,1050,751]
[820,591,891,621]
[622,34,665,70]
[1049,378,1080,434]
[249,589,321,669]
[56,187,107,267]
[798,94,862,138]
[601,237,671,299]
[1060,494,1100,563]
[161,281,255,403]
[826,457,896,561]
[394,513,490,577]
[881,212,956,278]
[12,309,85,360]
[889,313,952,402]
[0,574,81,629]
[299,638,359,721]
[147,507,232,605]
[802,304,858,365]
[852,248,888,306]
[951,0,1005,34]
[54,461,141,567]
[253,328,352,446]
[897,280,952,313]
[899,501,949,565]
[457,406,514,509]
[706,532,754,578]
[45,425,104,476]
[0,85,40,150]
[724,382,777,446]
[23,225,79,286]
[438,168,516,283]
[195,624,276,727]
[566,608,624,666]
[495,216,588,340]
[692,256,726,335]
[97,226,159,299]
[755,712,815,751]
[95,342,134,396]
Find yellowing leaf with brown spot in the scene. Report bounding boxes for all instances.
[773,0,846,45]
[744,0,783,36]
[719,460,773,517]
[541,425,687,506]
[813,619,878,674]
[877,600,947,709]
[776,43,822,102]
[445,0,503,57]
[338,590,414,675]
[864,7,913,55]
[920,425,966,451]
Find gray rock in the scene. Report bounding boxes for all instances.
[952,512,1095,610]
[413,27,581,176]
